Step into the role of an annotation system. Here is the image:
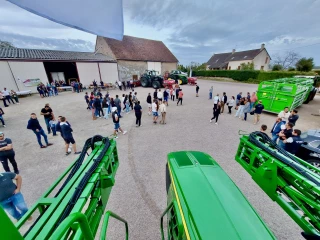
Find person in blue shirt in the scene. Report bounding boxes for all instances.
[270,117,285,142]
[59,117,81,156]
[236,92,242,105]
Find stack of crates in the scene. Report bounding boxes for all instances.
[256,78,314,113]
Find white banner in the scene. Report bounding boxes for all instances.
[7,0,124,40]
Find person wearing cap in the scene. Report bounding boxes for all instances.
[112,107,127,138]
[0,132,19,174]
[0,172,31,221]
[253,100,264,125]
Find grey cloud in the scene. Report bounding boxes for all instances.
[124,0,320,65]
[0,32,94,52]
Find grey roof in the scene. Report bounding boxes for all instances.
[207,49,265,69]
[0,48,116,62]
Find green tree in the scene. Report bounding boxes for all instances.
[177,64,188,72]
[295,58,314,72]
[0,40,15,48]
[272,64,283,71]
[288,67,295,71]
[240,62,254,70]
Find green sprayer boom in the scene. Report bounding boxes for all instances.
[3,134,320,239]
[2,135,128,240]
[235,132,320,238]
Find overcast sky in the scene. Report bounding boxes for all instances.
[0,0,320,65]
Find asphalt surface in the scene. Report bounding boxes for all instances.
[1,79,319,239]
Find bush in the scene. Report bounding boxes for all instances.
[192,70,316,82]
[192,70,259,81]
[272,64,283,71]
[288,67,295,71]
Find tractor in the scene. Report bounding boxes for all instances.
[140,70,164,89]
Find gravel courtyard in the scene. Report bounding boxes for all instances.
[1,79,319,239]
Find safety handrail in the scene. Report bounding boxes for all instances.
[100,211,129,240]
[49,213,94,240]
[160,201,174,240]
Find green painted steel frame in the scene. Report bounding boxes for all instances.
[10,138,122,240]
[235,135,320,236]
[100,210,129,240]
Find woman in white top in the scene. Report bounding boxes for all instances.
[227,96,235,114]
[152,99,159,124]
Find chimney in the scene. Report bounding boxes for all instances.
[232,49,236,54]
[261,43,265,50]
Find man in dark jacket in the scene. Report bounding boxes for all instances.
[27,113,52,148]
[270,117,285,142]
[59,117,81,155]
[288,109,299,126]
[221,92,227,113]
[284,129,303,155]
[278,122,294,149]
[253,100,264,124]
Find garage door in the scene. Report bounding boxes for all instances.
[99,63,119,83]
[76,63,100,86]
[147,62,161,74]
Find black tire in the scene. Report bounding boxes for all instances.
[309,88,317,102]
[141,77,149,87]
[152,81,160,89]
[307,159,320,170]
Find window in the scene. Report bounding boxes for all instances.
[309,140,320,149]
[265,57,269,64]
[260,66,264,70]
[237,66,241,70]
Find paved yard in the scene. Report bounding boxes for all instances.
[1,79,319,239]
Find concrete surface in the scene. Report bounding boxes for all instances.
[1,79,320,239]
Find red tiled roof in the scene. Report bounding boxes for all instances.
[102,35,178,62]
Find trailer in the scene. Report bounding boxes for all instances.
[256,77,318,113]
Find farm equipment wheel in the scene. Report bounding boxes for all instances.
[141,77,149,87]
[152,81,161,89]
[307,159,320,173]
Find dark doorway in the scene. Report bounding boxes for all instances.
[43,62,79,85]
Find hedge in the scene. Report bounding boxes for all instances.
[192,70,316,82]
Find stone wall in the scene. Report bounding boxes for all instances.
[117,60,147,81]
[95,36,116,60]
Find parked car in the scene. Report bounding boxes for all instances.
[296,129,320,168]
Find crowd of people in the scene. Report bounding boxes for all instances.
[207,86,303,154]
[0,80,309,223]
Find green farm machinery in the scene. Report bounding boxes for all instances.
[256,77,318,113]
[2,134,320,239]
[235,131,320,239]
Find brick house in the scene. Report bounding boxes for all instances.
[207,44,271,71]
[95,35,178,80]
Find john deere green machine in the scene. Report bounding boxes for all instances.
[256,76,319,113]
[2,134,320,239]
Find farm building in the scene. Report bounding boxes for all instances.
[0,35,178,93]
[207,44,271,71]
[0,48,117,93]
[95,35,178,80]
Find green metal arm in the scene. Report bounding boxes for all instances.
[49,213,94,240]
[100,211,129,240]
[160,201,174,240]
